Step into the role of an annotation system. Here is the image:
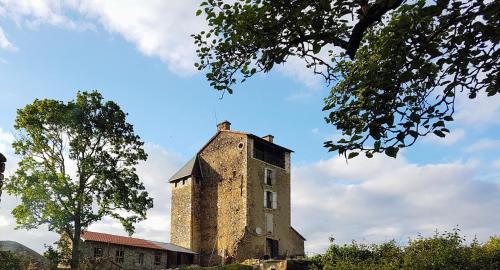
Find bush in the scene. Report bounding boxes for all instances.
[0,251,23,270]
[310,230,500,270]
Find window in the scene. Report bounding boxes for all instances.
[265,213,274,233]
[138,253,144,265]
[93,247,103,258]
[265,168,274,185]
[264,191,273,208]
[264,191,277,209]
[115,250,124,263]
[154,252,161,265]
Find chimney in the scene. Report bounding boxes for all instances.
[262,134,274,143]
[217,120,231,131]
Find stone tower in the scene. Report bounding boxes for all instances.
[169,121,305,266]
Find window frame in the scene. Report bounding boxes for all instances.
[115,249,124,264]
[93,247,103,258]
[265,168,274,186]
[154,252,161,266]
[138,252,144,265]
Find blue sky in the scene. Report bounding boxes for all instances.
[0,0,499,255]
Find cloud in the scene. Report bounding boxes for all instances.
[422,128,466,146]
[0,0,205,75]
[0,25,17,51]
[464,138,500,153]
[455,92,500,127]
[291,154,500,254]
[76,0,206,75]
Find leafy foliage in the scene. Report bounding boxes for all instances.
[0,251,22,270]
[309,230,500,270]
[6,91,152,268]
[193,0,499,158]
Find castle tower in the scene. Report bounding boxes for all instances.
[169,121,305,266]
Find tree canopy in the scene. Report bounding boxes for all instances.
[6,91,153,269]
[193,0,499,158]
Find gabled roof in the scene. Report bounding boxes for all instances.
[168,129,293,183]
[80,231,197,254]
[168,156,198,183]
[291,227,306,241]
[80,231,164,250]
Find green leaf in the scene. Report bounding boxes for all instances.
[433,130,446,137]
[196,9,202,16]
[443,116,454,121]
[385,147,399,158]
[313,43,321,54]
[348,152,359,159]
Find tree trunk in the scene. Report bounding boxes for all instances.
[70,216,82,269]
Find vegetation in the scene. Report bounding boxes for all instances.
[0,251,22,270]
[308,230,500,269]
[5,91,153,269]
[193,0,499,158]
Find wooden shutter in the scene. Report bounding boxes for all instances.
[272,192,277,209]
[266,213,274,233]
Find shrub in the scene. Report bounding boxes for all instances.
[311,230,500,270]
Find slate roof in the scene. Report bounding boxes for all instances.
[168,155,198,183]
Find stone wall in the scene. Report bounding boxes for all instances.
[197,131,248,266]
[80,241,169,270]
[243,138,298,258]
[170,177,193,249]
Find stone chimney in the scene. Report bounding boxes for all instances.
[217,120,231,131]
[262,134,274,143]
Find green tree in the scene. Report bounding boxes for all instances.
[193,0,499,158]
[6,91,153,269]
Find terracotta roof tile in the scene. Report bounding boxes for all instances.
[80,231,164,250]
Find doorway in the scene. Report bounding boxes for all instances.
[266,238,279,259]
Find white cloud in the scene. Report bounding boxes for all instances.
[455,92,500,126]
[464,138,500,153]
[0,25,17,51]
[423,128,466,146]
[291,154,500,254]
[0,0,205,75]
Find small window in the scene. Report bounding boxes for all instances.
[93,247,103,258]
[264,190,273,209]
[115,250,124,263]
[154,252,161,265]
[138,253,144,265]
[265,168,274,185]
[264,191,277,209]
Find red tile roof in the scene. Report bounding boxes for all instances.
[80,231,164,250]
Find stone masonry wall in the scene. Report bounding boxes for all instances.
[80,241,168,270]
[197,131,248,266]
[170,177,193,249]
[242,139,304,258]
